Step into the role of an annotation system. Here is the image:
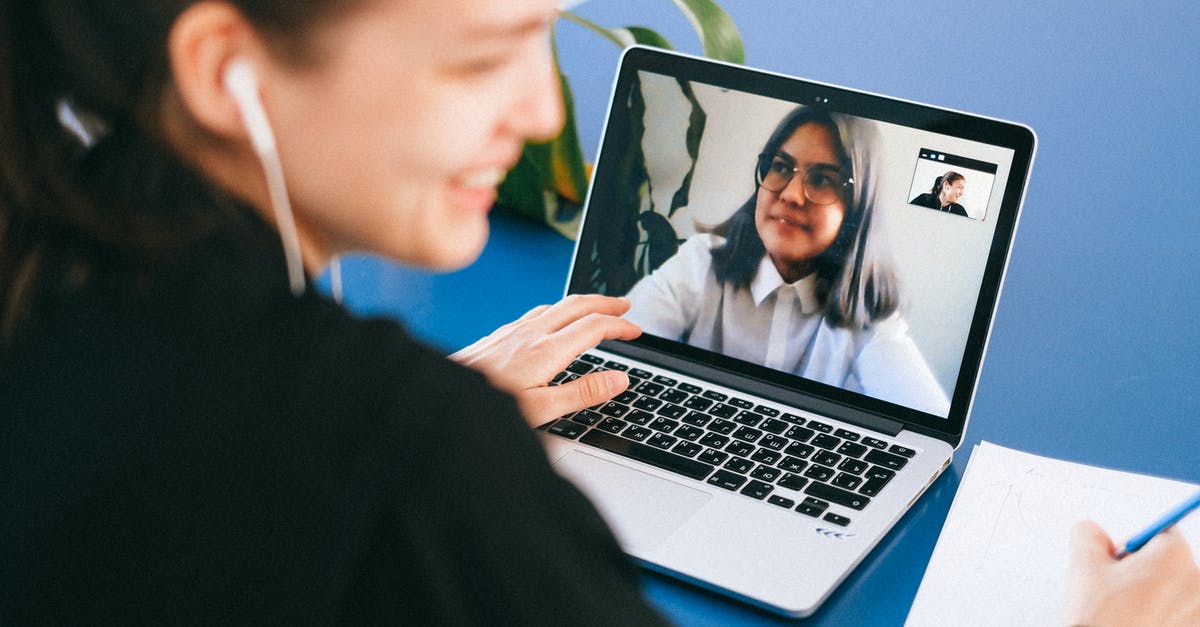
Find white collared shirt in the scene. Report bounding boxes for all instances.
[624,234,951,416]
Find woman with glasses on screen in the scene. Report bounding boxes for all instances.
[625,106,950,416]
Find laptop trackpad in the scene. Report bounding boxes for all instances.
[554,451,712,552]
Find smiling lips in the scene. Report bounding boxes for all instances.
[768,213,810,232]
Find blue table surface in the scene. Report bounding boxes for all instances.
[324,1,1200,624]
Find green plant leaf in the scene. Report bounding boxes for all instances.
[618,26,674,50]
[669,0,744,63]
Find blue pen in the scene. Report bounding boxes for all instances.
[1114,489,1200,559]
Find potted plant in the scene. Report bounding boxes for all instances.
[497,0,744,247]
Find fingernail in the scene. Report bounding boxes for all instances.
[606,370,630,394]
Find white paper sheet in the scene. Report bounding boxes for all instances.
[905,441,1200,626]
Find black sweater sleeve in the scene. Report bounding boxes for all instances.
[334,329,671,626]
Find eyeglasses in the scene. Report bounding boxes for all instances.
[755,153,851,205]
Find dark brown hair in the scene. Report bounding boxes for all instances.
[0,1,350,342]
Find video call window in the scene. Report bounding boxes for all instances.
[577,70,1017,419]
[906,149,998,221]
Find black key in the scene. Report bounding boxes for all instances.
[759,434,788,451]
[653,374,679,387]
[596,417,627,434]
[812,450,842,467]
[649,417,679,433]
[780,413,806,425]
[862,437,888,449]
[571,410,602,426]
[580,429,714,480]
[672,441,702,457]
[660,389,689,404]
[750,449,781,465]
[723,456,754,474]
[812,433,841,450]
[837,442,869,458]
[678,383,702,394]
[613,390,638,404]
[682,411,711,428]
[566,361,594,375]
[750,465,781,482]
[625,409,654,426]
[697,448,729,466]
[822,513,851,527]
[707,469,747,491]
[785,426,815,442]
[579,354,604,365]
[702,390,728,402]
[807,420,833,433]
[598,402,630,418]
[754,405,780,417]
[768,495,795,509]
[733,410,764,427]
[699,432,729,449]
[732,426,763,444]
[805,482,871,510]
[834,428,860,441]
[647,432,677,450]
[796,497,827,517]
[603,360,628,371]
[709,403,737,418]
[634,381,664,396]
[832,473,863,490]
[865,449,909,471]
[725,440,754,458]
[628,368,653,380]
[740,480,774,500]
[632,396,663,411]
[709,418,737,435]
[683,396,714,411]
[548,419,587,439]
[837,458,869,475]
[728,397,754,409]
[778,456,808,473]
[759,418,789,435]
[655,403,687,419]
[888,444,917,458]
[784,441,815,458]
[860,466,895,497]
[623,425,652,442]
[675,425,704,441]
[779,473,808,491]
[803,465,834,482]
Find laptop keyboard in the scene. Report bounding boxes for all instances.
[544,353,918,528]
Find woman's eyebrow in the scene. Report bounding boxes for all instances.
[462,14,551,41]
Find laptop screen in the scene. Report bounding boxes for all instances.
[568,47,1035,440]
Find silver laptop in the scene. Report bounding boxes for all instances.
[539,46,1036,617]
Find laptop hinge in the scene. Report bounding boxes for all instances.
[596,340,904,438]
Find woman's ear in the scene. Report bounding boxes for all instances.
[166,1,263,143]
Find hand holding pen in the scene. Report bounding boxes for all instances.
[1062,490,1200,627]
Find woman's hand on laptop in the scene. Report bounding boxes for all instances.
[450,294,642,428]
[1062,519,1200,626]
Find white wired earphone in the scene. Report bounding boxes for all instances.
[222,58,342,301]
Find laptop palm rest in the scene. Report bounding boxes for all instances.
[554,451,711,552]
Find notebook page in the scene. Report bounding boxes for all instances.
[905,441,1200,626]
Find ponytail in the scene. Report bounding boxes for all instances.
[929,175,945,196]
[0,2,249,343]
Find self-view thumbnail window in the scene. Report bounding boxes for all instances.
[906,148,997,221]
